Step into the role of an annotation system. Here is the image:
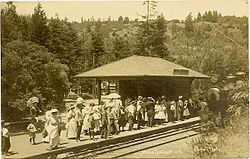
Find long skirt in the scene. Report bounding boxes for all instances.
[50,135,60,148]
[154,111,166,120]
[94,120,100,132]
[165,112,169,122]
[48,126,60,148]
[82,115,91,131]
[43,121,50,143]
[183,108,190,117]
[66,119,77,139]
[118,114,126,127]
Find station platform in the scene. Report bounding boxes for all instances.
[3,117,200,159]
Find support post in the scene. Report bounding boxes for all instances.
[137,80,141,97]
[97,79,101,105]
[107,81,110,94]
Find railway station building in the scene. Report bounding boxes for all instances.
[75,55,209,104]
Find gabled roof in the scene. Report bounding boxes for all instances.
[75,55,208,79]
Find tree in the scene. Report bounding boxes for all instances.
[118,16,123,21]
[105,31,131,61]
[46,17,84,77]
[2,40,70,120]
[197,12,202,22]
[124,17,129,23]
[135,2,168,58]
[150,14,169,58]
[211,11,218,23]
[1,2,21,45]
[31,3,49,46]
[202,11,208,21]
[207,10,213,22]
[185,12,194,37]
[90,22,105,68]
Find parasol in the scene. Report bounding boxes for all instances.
[107,93,121,99]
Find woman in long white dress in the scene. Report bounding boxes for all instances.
[82,103,93,135]
[66,105,77,139]
[47,109,60,151]
[42,106,52,143]
[154,101,166,125]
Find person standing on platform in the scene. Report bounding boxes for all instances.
[88,111,96,140]
[118,105,126,131]
[2,122,11,155]
[82,103,93,135]
[126,101,136,131]
[146,97,155,127]
[141,98,148,126]
[161,96,169,123]
[93,104,101,134]
[169,99,177,122]
[136,96,143,129]
[187,97,195,117]
[43,106,52,143]
[66,105,77,139]
[177,96,184,121]
[183,99,190,119]
[109,105,120,135]
[154,101,166,125]
[47,109,60,151]
[27,117,38,145]
[100,105,108,139]
[75,103,83,141]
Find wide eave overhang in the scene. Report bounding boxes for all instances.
[74,74,209,80]
[74,55,209,80]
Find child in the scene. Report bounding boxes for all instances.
[2,122,11,155]
[27,117,38,145]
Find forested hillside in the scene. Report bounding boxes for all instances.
[1,2,248,120]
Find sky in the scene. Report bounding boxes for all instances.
[1,0,248,22]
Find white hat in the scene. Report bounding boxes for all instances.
[51,109,59,113]
[148,97,155,102]
[138,96,143,100]
[179,96,183,99]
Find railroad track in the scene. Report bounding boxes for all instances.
[57,122,201,159]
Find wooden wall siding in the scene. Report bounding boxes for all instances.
[118,78,193,102]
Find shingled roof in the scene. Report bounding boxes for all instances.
[75,55,208,79]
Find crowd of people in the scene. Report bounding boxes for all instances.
[51,94,202,145]
[1,94,207,154]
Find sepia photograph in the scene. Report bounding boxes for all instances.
[0,0,249,158]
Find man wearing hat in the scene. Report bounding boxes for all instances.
[177,96,184,121]
[145,97,155,127]
[75,103,84,141]
[136,96,143,130]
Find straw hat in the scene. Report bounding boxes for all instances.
[138,96,143,100]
